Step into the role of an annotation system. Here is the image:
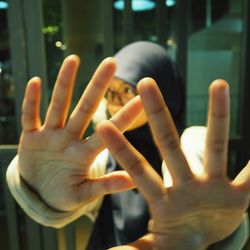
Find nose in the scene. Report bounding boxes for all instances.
[112,93,124,105]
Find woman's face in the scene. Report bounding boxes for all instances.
[106,78,148,130]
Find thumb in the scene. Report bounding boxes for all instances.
[78,170,135,199]
[233,160,250,189]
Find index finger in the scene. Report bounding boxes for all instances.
[138,78,192,186]
[96,121,165,204]
[65,57,116,139]
[204,80,230,177]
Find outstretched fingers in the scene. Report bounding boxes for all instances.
[97,121,165,204]
[109,95,143,132]
[138,78,192,186]
[21,77,42,132]
[44,55,80,128]
[84,95,143,158]
[65,57,116,139]
[204,80,230,177]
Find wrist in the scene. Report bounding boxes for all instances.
[110,233,206,250]
[18,168,74,213]
[152,232,205,250]
[146,220,207,250]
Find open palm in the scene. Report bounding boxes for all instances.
[97,78,250,249]
[18,55,141,212]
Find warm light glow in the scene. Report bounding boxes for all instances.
[60,44,67,50]
[55,41,67,50]
[166,38,175,46]
[55,41,62,47]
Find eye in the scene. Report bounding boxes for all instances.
[105,89,114,98]
[124,87,134,94]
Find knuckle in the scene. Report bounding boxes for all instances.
[210,138,227,153]
[112,144,147,177]
[78,98,95,115]
[65,127,78,138]
[51,98,64,112]
[22,110,35,121]
[85,140,98,156]
[158,131,179,151]
[126,157,146,177]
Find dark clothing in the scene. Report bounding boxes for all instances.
[87,155,150,250]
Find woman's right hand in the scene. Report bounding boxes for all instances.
[18,55,141,212]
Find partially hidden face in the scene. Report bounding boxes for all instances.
[105,78,148,130]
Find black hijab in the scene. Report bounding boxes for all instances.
[114,41,185,174]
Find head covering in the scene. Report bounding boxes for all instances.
[114,41,185,130]
[114,41,185,174]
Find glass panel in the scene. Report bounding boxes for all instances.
[161,2,178,60]
[113,0,124,49]
[1,3,26,249]
[43,0,64,93]
[0,167,10,250]
[43,0,106,110]
[0,3,17,144]
[186,0,243,138]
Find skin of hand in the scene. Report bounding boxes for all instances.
[97,78,250,250]
[18,55,144,212]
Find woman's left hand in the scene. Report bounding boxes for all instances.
[97,78,250,250]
